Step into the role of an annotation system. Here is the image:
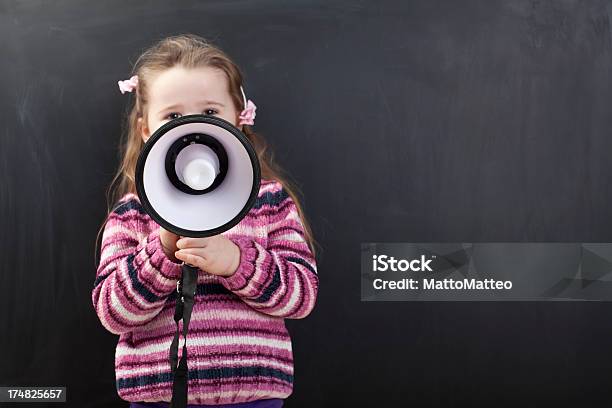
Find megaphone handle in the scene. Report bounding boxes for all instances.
[169,263,198,408]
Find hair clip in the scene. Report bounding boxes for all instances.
[239,85,257,126]
[118,75,139,94]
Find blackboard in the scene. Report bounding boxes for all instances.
[2,0,612,406]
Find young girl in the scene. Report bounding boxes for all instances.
[92,34,319,407]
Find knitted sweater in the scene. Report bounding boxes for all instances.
[92,179,319,405]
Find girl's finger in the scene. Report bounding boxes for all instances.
[175,252,205,269]
[177,237,210,249]
[176,247,208,260]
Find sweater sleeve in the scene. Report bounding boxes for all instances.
[217,185,319,319]
[92,197,183,335]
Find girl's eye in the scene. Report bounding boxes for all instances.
[167,112,182,120]
[204,109,218,115]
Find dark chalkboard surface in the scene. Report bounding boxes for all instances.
[2,0,612,406]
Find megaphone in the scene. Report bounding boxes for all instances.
[134,114,261,408]
[135,113,261,237]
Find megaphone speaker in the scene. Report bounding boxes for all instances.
[135,113,261,238]
[134,113,261,408]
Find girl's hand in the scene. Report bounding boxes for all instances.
[159,227,181,263]
[175,235,241,277]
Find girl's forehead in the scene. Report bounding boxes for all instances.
[148,66,229,104]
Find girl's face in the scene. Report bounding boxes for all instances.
[139,66,240,143]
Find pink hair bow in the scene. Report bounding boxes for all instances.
[239,86,257,126]
[118,75,138,94]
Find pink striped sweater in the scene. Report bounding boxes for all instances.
[92,179,319,405]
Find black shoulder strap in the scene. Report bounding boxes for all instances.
[169,263,198,408]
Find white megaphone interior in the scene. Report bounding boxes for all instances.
[143,122,254,232]
[175,144,219,191]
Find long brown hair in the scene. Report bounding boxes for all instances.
[94,34,318,267]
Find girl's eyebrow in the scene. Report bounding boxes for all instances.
[158,101,225,115]
[158,103,183,114]
[200,100,225,107]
